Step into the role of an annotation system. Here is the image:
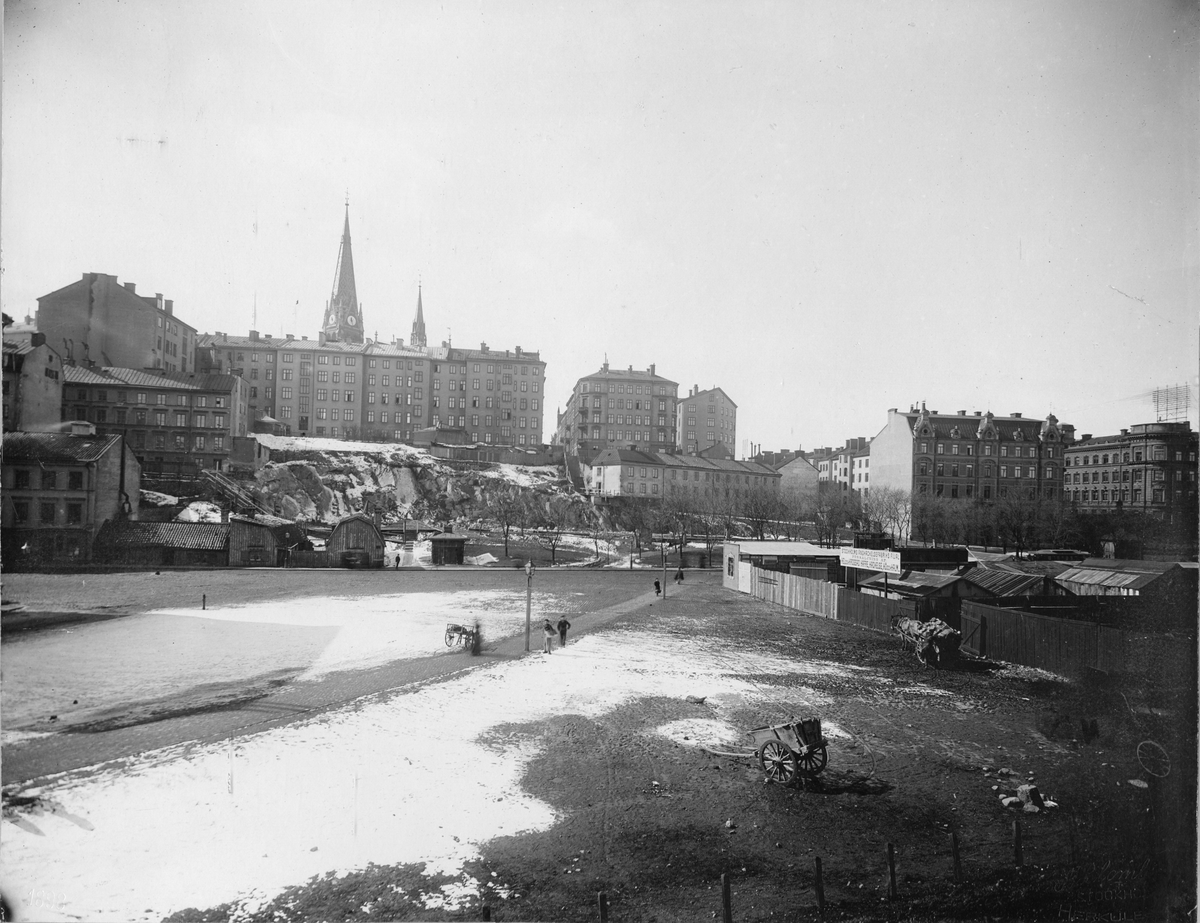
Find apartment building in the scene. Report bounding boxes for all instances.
[37,273,197,374]
[677,386,737,455]
[1064,422,1197,524]
[3,331,63,432]
[585,447,780,501]
[62,366,248,472]
[555,361,678,461]
[870,403,1074,501]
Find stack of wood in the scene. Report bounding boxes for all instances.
[895,617,961,668]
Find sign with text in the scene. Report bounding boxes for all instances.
[838,548,902,575]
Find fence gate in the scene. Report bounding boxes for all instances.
[961,610,985,656]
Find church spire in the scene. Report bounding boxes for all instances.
[324,200,363,344]
[410,283,427,348]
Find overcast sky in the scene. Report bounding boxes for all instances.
[4,0,1196,452]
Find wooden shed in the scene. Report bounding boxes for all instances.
[328,513,386,568]
[229,515,309,567]
[94,521,230,567]
[430,532,470,566]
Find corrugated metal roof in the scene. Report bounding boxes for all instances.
[963,568,1046,596]
[97,521,230,550]
[1,431,122,463]
[1056,567,1159,591]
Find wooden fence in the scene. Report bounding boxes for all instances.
[745,565,1189,683]
[960,599,1191,680]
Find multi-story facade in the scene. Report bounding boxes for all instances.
[870,404,1074,501]
[197,328,546,446]
[584,447,780,501]
[555,361,678,461]
[1,427,141,566]
[62,366,248,471]
[677,386,737,455]
[37,273,197,374]
[814,438,869,495]
[1063,422,1198,525]
[3,331,63,432]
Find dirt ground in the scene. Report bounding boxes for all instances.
[5,569,1195,922]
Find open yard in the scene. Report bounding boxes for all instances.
[1,568,1193,922]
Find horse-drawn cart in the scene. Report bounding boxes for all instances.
[748,717,829,784]
[895,617,961,668]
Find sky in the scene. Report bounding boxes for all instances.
[4,0,1197,453]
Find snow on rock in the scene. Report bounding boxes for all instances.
[1,629,865,922]
[175,501,223,523]
[139,490,178,507]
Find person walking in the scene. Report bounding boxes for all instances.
[542,619,556,654]
[674,568,684,585]
[654,579,661,596]
[557,616,571,648]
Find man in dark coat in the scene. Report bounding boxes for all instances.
[557,616,571,647]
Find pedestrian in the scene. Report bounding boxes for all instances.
[542,618,556,654]
[674,567,684,584]
[654,579,661,596]
[557,616,571,648]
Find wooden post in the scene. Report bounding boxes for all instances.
[202,594,206,610]
[721,872,733,923]
[951,832,963,883]
[1013,820,1023,867]
[887,843,898,900]
[814,856,825,912]
[596,892,608,922]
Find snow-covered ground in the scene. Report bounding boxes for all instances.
[2,590,583,733]
[1,619,866,922]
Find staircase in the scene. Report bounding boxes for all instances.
[200,469,272,516]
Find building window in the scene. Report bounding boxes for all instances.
[66,502,83,524]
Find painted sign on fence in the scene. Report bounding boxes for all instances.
[838,548,902,575]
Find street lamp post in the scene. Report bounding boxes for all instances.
[524,560,534,652]
[661,541,667,599]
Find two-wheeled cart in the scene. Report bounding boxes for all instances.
[748,716,828,785]
[444,622,478,649]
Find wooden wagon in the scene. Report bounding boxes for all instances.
[748,717,828,784]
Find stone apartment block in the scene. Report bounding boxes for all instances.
[62,366,248,472]
[1064,422,1197,525]
[1,428,140,566]
[37,273,197,374]
[197,329,546,447]
[677,386,737,455]
[3,331,63,432]
[555,361,678,461]
[870,404,1074,501]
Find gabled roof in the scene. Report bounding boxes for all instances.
[962,568,1048,597]
[859,570,962,595]
[1055,566,1165,592]
[63,366,241,392]
[331,512,383,534]
[96,521,230,550]
[1,431,122,463]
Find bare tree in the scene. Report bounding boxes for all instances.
[485,485,531,557]
[741,485,782,541]
[534,495,585,565]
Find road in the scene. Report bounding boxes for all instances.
[2,568,689,786]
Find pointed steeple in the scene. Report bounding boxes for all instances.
[410,284,427,348]
[324,200,363,344]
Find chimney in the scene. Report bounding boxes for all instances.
[958,410,966,416]
[1081,434,1092,441]
[481,342,488,352]
[301,336,308,341]
[1012,412,1022,419]
[974,411,982,416]
[286,333,294,340]
[649,363,655,376]
[124,282,136,293]
[250,330,259,341]
[165,300,173,315]
[516,346,522,357]
[1120,429,1129,436]
[221,509,229,524]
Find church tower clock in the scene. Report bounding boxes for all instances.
[323,200,364,344]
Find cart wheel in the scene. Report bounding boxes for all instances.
[796,743,828,775]
[444,630,456,647]
[1137,740,1170,778]
[758,740,798,784]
